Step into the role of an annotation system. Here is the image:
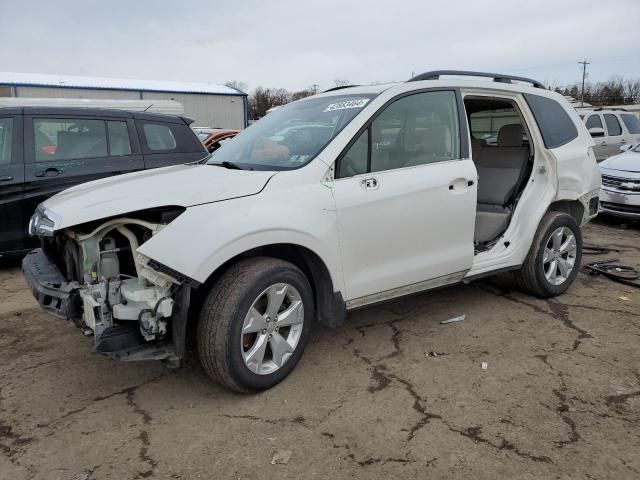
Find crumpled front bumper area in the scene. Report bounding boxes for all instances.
[22,248,80,321]
[22,248,188,367]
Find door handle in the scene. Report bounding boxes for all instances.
[0,175,12,182]
[620,139,627,144]
[35,167,64,178]
[600,141,606,145]
[360,177,379,190]
[449,178,473,191]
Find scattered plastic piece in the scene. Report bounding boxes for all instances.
[441,314,466,324]
[271,450,292,465]
[69,472,90,480]
[481,362,488,370]
[425,351,448,358]
[619,296,630,301]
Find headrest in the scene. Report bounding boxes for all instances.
[497,124,523,147]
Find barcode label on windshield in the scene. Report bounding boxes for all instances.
[324,99,370,112]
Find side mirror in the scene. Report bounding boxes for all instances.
[589,127,605,138]
[619,144,634,153]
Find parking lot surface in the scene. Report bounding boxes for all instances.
[1,218,639,480]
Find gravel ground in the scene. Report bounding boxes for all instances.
[1,218,639,480]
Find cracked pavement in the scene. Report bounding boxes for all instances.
[1,217,639,479]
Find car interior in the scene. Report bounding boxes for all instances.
[464,96,534,249]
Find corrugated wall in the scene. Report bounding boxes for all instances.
[17,86,140,100]
[14,86,246,129]
[141,91,245,129]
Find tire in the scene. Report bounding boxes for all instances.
[197,256,314,392]
[515,212,583,298]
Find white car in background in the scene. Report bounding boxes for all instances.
[599,143,640,218]
[579,108,640,161]
[23,70,600,392]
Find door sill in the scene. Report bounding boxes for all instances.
[345,270,468,310]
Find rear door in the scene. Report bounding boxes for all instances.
[584,114,608,161]
[22,114,144,248]
[136,119,206,169]
[602,113,625,158]
[620,113,640,147]
[0,114,26,255]
[333,90,477,304]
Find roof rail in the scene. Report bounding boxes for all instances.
[323,85,360,93]
[407,70,546,89]
[592,107,628,112]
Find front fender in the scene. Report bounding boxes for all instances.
[136,183,344,293]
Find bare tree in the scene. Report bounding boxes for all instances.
[557,77,640,106]
[224,80,249,93]
[333,79,351,87]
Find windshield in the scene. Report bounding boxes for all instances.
[206,94,376,170]
[632,144,640,153]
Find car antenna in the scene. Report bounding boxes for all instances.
[143,103,154,112]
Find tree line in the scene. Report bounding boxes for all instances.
[554,77,640,106]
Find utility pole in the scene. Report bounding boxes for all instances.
[578,59,590,107]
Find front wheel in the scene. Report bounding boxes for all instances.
[515,212,583,298]
[197,257,314,392]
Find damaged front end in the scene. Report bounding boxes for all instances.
[22,206,193,367]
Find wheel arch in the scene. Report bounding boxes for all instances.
[548,200,585,225]
[192,243,346,330]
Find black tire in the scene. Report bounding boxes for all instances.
[515,212,583,298]
[197,257,314,392]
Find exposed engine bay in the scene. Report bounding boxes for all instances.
[24,207,190,365]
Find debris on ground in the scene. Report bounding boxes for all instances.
[441,314,465,324]
[584,259,640,288]
[425,351,448,358]
[271,450,292,465]
[481,362,488,370]
[619,296,630,301]
[68,472,91,480]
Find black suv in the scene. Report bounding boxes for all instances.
[0,107,207,257]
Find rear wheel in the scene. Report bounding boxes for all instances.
[197,257,313,392]
[516,212,582,297]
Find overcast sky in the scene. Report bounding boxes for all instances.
[1,0,639,92]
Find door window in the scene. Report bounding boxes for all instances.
[621,114,640,134]
[604,114,622,136]
[338,91,460,177]
[34,119,108,161]
[0,118,12,165]
[143,123,177,151]
[107,121,132,156]
[585,114,603,130]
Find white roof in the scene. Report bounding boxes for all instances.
[0,71,245,96]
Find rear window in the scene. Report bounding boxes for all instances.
[604,114,622,136]
[143,123,177,151]
[585,114,603,130]
[621,114,640,134]
[524,94,578,148]
[0,118,12,165]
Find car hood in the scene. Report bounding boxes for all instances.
[599,151,640,174]
[44,164,276,229]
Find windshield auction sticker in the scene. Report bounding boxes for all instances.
[323,98,370,112]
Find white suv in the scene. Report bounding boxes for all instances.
[578,108,640,161]
[23,71,600,392]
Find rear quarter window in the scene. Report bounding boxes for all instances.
[620,114,640,135]
[523,94,578,148]
[139,121,205,154]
